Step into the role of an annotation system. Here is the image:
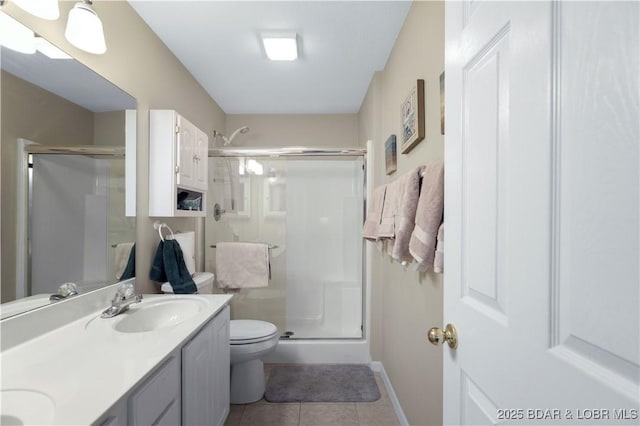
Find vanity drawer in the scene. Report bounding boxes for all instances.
[129,353,181,425]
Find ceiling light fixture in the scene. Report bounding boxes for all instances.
[262,33,298,61]
[64,0,106,54]
[10,0,59,20]
[0,11,35,54]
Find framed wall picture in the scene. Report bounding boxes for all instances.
[439,71,445,135]
[385,135,397,175]
[400,79,425,154]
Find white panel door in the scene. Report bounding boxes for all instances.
[444,1,638,424]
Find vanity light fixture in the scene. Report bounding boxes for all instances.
[0,11,35,54]
[262,33,298,61]
[10,0,59,20]
[64,0,106,54]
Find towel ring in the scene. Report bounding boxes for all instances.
[153,221,175,242]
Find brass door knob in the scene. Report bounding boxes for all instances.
[428,324,458,349]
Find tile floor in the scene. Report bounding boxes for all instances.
[224,365,400,426]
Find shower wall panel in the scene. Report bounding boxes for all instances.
[31,155,108,294]
[285,159,363,338]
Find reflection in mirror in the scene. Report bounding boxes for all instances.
[0,13,137,319]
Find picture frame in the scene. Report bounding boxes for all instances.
[439,71,445,135]
[385,135,397,175]
[400,79,425,154]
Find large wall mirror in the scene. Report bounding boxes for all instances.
[0,13,137,319]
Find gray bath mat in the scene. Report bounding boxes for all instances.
[264,364,381,402]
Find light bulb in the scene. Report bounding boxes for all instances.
[64,2,106,54]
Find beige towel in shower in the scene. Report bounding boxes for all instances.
[391,166,425,263]
[114,242,134,280]
[363,185,387,241]
[409,161,444,272]
[433,223,444,273]
[216,242,270,289]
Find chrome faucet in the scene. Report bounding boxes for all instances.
[50,282,79,301]
[101,282,143,318]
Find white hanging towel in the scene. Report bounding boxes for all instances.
[167,231,196,276]
[391,166,425,263]
[433,223,444,274]
[378,179,401,238]
[216,242,270,289]
[409,161,444,272]
[363,185,387,241]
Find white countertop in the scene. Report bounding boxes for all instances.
[0,293,232,425]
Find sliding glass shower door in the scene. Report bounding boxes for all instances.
[30,154,134,295]
[206,154,364,339]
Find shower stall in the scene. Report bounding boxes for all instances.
[18,145,135,298]
[206,147,367,360]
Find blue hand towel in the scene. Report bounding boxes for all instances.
[149,241,167,282]
[119,243,136,281]
[149,240,197,294]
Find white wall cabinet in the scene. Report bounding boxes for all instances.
[149,110,208,217]
[94,306,230,426]
[182,305,230,426]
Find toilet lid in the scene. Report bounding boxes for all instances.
[230,320,278,344]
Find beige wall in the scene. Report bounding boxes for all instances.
[1,1,226,294]
[226,114,360,148]
[94,110,126,146]
[1,70,94,302]
[359,2,445,425]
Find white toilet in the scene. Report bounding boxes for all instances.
[229,319,279,404]
[161,272,279,404]
[159,271,215,294]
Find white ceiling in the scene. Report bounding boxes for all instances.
[128,1,412,114]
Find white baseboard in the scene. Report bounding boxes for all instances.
[370,361,409,426]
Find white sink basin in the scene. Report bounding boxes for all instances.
[113,298,206,333]
[0,389,55,425]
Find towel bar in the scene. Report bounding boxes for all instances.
[210,243,278,249]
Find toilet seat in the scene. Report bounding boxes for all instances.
[230,320,278,345]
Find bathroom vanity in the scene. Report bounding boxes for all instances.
[0,284,232,426]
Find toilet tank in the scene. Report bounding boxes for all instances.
[160,272,214,294]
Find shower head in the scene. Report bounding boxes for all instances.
[213,126,250,146]
[225,126,250,145]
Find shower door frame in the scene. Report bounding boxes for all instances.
[208,147,368,341]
